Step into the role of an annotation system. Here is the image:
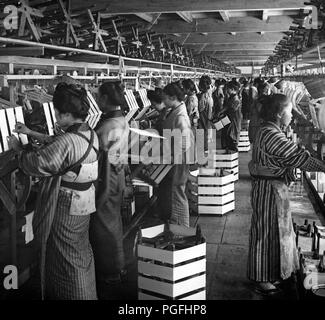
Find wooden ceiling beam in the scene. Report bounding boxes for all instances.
[179,32,284,44]
[176,12,193,23]
[219,11,230,22]
[223,57,269,61]
[71,0,307,13]
[211,50,274,56]
[186,43,277,51]
[262,10,269,21]
[0,46,44,56]
[135,13,159,23]
[150,16,293,34]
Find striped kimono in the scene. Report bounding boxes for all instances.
[247,121,325,282]
[19,123,99,300]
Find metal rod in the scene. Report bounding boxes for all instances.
[0,37,234,75]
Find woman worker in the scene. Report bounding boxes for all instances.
[157,82,193,227]
[182,78,199,128]
[247,94,325,295]
[10,83,99,300]
[198,75,214,150]
[220,81,242,152]
[89,81,129,297]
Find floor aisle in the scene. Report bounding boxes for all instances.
[190,150,262,300]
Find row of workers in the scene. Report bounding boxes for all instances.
[8,80,194,300]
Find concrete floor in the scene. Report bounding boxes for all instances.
[189,150,262,300]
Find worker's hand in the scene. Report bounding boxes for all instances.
[14,122,31,135]
[7,135,22,151]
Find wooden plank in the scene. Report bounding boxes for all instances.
[6,108,18,140]
[238,145,251,152]
[138,258,206,281]
[0,109,9,151]
[0,47,44,56]
[151,16,293,34]
[187,43,277,51]
[198,192,235,205]
[198,201,235,215]
[135,13,157,23]
[138,274,206,298]
[207,150,238,161]
[14,107,28,145]
[181,32,284,44]
[138,242,206,265]
[219,11,230,22]
[141,224,165,238]
[75,0,306,13]
[207,160,239,168]
[198,183,234,196]
[43,103,54,136]
[176,12,193,23]
[198,175,234,186]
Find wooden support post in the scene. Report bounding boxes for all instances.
[18,0,43,42]
[112,20,126,56]
[88,10,108,52]
[59,0,81,47]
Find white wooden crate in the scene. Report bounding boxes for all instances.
[135,89,151,121]
[187,169,235,216]
[0,106,28,153]
[206,149,238,181]
[137,224,206,300]
[238,131,250,152]
[125,89,140,122]
[43,91,101,135]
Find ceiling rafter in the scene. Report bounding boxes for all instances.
[176,11,193,23]
[74,0,307,13]
[219,11,230,22]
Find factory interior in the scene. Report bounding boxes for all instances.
[0,0,325,302]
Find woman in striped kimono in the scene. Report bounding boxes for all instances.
[89,81,129,296]
[9,83,99,300]
[247,94,325,295]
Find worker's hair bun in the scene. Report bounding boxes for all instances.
[53,82,90,120]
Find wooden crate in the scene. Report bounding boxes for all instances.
[125,89,140,122]
[206,149,238,181]
[0,106,28,153]
[137,224,206,300]
[187,169,235,216]
[315,226,325,256]
[238,131,250,152]
[43,91,101,135]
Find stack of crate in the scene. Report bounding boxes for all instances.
[207,149,238,181]
[137,223,206,300]
[186,168,235,216]
[238,130,250,152]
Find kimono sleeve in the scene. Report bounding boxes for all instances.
[19,135,72,177]
[264,129,325,172]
